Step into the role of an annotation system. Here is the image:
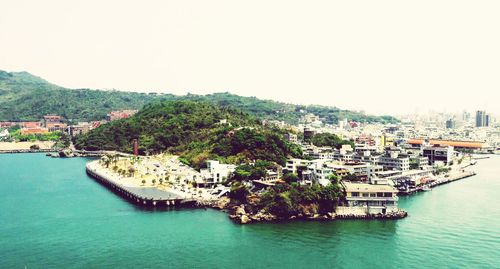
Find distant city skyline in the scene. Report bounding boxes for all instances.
[2,0,500,116]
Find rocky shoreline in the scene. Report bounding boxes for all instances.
[204,198,408,225]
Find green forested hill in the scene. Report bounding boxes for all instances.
[0,70,398,124]
[0,71,156,122]
[74,101,302,168]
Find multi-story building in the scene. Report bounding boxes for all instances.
[69,122,94,136]
[422,145,453,165]
[378,148,410,171]
[200,160,236,185]
[446,118,456,129]
[341,182,400,214]
[476,110,489,127]
[285,159,313,175]
[43,115,67,132]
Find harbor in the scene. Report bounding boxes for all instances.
[2,153,499,268]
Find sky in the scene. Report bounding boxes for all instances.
[1,0,499,116]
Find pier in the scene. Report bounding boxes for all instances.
[399,170,476,195]
[86,161,195,207]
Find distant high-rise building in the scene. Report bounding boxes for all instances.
[462,111,471,122]
[446,119,456,129]
[475,110,489,127]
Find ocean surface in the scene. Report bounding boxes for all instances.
[1,153,499,269]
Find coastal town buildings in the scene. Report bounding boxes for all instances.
[106,110,138,121]
[422,145,454,165]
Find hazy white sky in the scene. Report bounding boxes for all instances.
[1,0,499,115]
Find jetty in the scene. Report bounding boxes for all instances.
[400,170,476,195]
[86,160,195,207]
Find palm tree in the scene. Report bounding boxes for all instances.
[159,178,164,185]
[102,156,111,168]
[128,166,136,177]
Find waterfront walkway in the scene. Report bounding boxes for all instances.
[86,160,192,207]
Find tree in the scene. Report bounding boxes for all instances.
[328,174,340,185]
[311,133,354,149]
[228,182,249,203]
[102,156,111,168]
[283,173,300,184]
[128,166,136,177]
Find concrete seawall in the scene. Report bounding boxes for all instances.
[86,161,193,208]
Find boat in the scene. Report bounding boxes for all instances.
[422,185,431,191]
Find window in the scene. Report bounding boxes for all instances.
[351,192,359,197]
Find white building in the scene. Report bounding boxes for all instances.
[200,160,236,185]
[285,159,313,175]
[0,129,9,139]
[378,149,410,171]
[341,182,400,214]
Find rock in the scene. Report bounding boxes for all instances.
[235,206,246,216]
[250,214,261,221]
[59,149,74,158]
[213,197,230,209]
[240,215,251,224]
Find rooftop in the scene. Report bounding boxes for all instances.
[342,181,397,193]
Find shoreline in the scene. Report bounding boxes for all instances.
[85,159,408,224]
[81,156,481,225]
[0,149,54,154]
[399,170,476,196]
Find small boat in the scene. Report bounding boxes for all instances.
[422,185,431,191]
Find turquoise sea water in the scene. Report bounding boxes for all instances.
[1,153,499,269]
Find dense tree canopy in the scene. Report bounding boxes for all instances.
[75,101,302,168]
[258,182,345,218]
[311,133,355,149]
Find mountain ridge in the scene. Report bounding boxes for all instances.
[0,70,398,124]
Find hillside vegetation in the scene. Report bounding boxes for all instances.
[0,71,156,122]
[74,101,302,168]
[0,70,398,124]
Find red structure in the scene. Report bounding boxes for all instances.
[133,139,139,156]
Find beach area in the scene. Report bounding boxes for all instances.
[0,141,55,152]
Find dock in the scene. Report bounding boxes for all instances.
[399,170,476,195]
[86,161,195,207]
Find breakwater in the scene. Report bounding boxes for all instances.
[86,161,193,207]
